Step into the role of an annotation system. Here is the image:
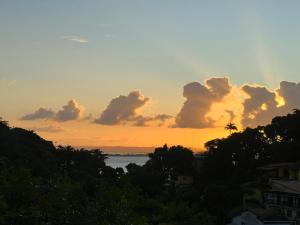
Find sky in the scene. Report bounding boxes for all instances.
[1,0,300,153]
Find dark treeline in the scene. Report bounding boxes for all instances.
[1,110,300,225]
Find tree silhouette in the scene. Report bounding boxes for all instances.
[0,117,9,127]
[225,122,237,135]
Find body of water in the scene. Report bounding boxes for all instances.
[105,155,149,170]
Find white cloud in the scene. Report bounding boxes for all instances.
[61,35,88,43]
[104,34,114,38]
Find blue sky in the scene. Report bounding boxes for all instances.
[1,1,300,150]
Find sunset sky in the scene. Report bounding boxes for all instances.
[1,1,300,153]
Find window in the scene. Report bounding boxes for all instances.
[297,198,300,208]
[284,169,289,178]
[265,193,277,204]
[287,197,294,207]
[286,209,292,217]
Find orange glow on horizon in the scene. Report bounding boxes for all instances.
[12,119,228,153]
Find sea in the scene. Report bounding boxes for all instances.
[105,155,149,170]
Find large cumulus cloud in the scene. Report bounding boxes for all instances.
[95,91,171,126]
[20,100,84,122]
[241,85,278,127]
[241,81,300,128]
[55,100,84,122]
[95,91,149,125]
[174,77,231,128]
[174,78,300,129]
[278,81,300,109]
[19,78,300,130]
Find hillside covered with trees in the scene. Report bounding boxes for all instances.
[1,109,300,225]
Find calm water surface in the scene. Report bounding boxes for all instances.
[105,155,149,170]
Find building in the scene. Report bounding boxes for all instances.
[259,163,300,181]
[175,175,194,186]
[228,210,295,225]
[264,179,300,222]
[260,162,300,223]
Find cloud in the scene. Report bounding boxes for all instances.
[0,78,17,87]
[61,35,88,43]
[99,23,110,27]
[21,100,84,122]
[241,85,278,128]
[174,78,300,129]
[95,91,172,127]
[225,110,236,122]
[18,78,300,130]
[95,91,150,125]
[241,81,300,128]
[21,108,55,121]
[55,100,84,122]
[134,114,172,127]
[104,34,114,38]
[277,81,300,109]
[28,126,64,133]
[82,113,93,121]
[174,77,232,128]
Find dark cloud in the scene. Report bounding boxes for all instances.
[241,81,300,128]
[19,79,300,130]
[21,108,55,121]
[174,77,231,128]
[55,100,84,122]
[95,91,172,127]
[134,114,172,127]
[28,126,64,133]
[277,81,300,109]
[95,91,150,125]
[241,85,278,128]
[21,100,84,122]
[154,114,173,122]
[225,110,236,122]
[82,113,93,121]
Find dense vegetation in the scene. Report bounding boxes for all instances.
[1,109,300,225]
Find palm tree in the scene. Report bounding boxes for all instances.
[225,122,237,135]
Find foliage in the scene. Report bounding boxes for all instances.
[2,109,300,224]
[224,122,238,135]
[0,123,213,225]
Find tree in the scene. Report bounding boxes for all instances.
[148,145,195,180]
[0,117,9,132]
[225,122,237,135]
[0,117,9,127]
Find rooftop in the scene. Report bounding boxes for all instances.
[270,179,300,195]
[259,163,294,171]
[259,161,300,171]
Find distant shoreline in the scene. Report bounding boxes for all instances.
[76,146,203,154]
[106,154,148,157]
